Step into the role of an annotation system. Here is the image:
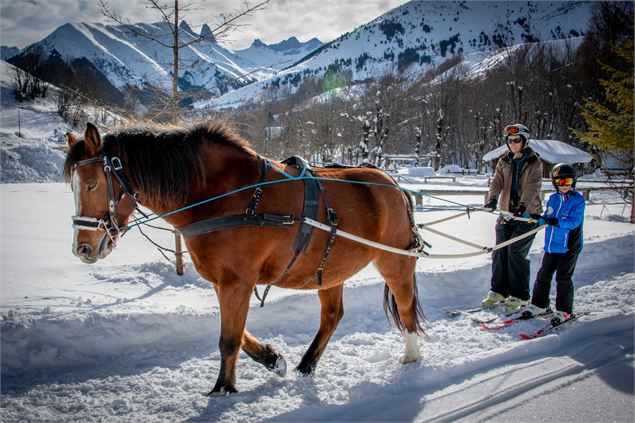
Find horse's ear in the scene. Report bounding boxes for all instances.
[83,122,102,155]
[66,132,78,149]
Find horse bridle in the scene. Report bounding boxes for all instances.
[72,154,138,240]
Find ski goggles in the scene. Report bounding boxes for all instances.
[554,177,574,186]
[503,125,525,136]
[507,136,524,144]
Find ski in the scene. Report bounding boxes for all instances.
[479,310,553,331]
[518,311,590,340]
[443,306,487,317]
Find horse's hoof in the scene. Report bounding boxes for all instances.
[400,355,419,364]
[272,354,287,377]
[263,344,287,377]
[295,362,316,376]
[204,386,237,397]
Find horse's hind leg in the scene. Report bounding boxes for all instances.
[242,330,287,376]
[296,284,344,375]
[374,254,424,364]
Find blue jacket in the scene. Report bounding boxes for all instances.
[543,190,585,254]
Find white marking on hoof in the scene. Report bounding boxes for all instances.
[273,354,287,377]
[204,387,231,397]
[400,331,421,364]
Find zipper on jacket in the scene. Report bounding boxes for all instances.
[546,194,565,253]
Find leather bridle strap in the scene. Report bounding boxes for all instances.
[72,154,137,237]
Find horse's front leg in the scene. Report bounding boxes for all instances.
[206,280,252,397]
[242,330,287,377]
[296,284,344,375]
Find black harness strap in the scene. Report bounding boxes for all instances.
[178,156,291,237]
[179,213,295,237]
[264,158,321,295]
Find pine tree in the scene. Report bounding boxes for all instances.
[574,41,634,222]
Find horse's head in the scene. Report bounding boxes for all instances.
[65,123,137,263]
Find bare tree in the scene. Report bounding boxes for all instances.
[99,0,269,124]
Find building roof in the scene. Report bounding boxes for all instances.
[483,139,593,164]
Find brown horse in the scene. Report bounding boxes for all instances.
[64,121,425,396]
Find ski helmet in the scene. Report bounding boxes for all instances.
[551,163,577,190]
[504,124,531,150]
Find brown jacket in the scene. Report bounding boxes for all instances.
[487,147,543,214]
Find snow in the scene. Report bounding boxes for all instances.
[1,81,634,421]
[483,139,594,164]
[1,182,633,421]
[399,166,436,177]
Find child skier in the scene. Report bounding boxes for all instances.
[521,163,585,326]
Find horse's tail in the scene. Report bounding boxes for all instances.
[383,274,426,336]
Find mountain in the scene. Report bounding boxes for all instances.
[8,21,323,103]
[200,0,593,109]
[234,37,323,70]
[0,46,20,61]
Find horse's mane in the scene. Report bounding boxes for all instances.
[64,120,255,207]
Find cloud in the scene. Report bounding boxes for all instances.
[0,0,406,49]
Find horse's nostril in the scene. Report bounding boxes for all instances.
[76,244,92,257]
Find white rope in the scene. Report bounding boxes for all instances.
[302,217,545,260]
[421,210,472,226]
[418,225,489,251]
[303,218,427,258]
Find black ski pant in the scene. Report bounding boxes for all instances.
[530,251,579,314]
[490,220,537,301]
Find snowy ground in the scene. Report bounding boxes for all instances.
[1,181,633,422]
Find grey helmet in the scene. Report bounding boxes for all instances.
[504,123,531,150]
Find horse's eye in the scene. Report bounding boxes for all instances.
[87,181,98,192]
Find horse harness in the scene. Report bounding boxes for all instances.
[178,155,339,306]
[71,152,141,241]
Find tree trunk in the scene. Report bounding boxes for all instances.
[172,0,179,125]
[172,0,185,275]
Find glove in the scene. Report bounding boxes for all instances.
[513,204,527,217]
[544,217,559,226]
[484,198,497,212]
[521,213,531,218]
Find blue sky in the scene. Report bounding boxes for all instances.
[0,0,406,49]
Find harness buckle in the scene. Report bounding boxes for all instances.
[327,208,338,226]
[111,157,123,171]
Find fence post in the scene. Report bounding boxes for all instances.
[174,230,185,275]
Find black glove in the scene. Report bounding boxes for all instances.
[484,198,497,211]
[513,204,527,217]
[544,217,559,226]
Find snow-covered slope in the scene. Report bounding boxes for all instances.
[0,181,633,422]
[0,60,69,182]
[200,0,592,109]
